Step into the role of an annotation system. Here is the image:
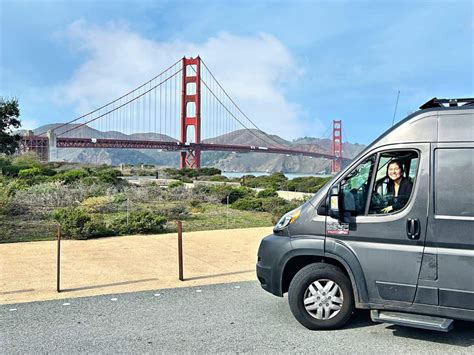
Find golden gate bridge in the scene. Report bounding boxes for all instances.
[19,57,349,173]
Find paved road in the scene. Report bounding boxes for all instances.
[1,281,473,353]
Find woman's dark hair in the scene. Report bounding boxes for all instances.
[386,159,404,176]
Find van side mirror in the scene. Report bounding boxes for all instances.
[329,184,342,219]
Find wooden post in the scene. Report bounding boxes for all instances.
[56,224,61,293]
[177,221,184,281]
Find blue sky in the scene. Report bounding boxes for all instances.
[1,0,472,144]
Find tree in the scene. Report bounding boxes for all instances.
[0,97,21,155]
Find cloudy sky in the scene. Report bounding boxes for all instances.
[1,0,472,144]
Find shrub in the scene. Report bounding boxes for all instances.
[257,188,278,198]
[1,165,27,177]
[168,180,184,189]
[0,185,10,215]
[260,196,288,213]
[208,185,253,204]
[207,175,228,182]
[17,167,48,186]
[83,216,115,238]
[52,207,91,239]
[55,169,90,184]
[189,199,201,208]
[95,168,122,184]
[81,196,114,213]
[231,197,263,212]
[12,152,42,169]
[161,204,190,220]
[113,193,128,204]
[18,167,43,178]
[111,210,167,235]
[0,154,11,167]
[198,167,221,176]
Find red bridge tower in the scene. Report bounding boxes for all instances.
[180,56,201,169]
[332,120,342,174]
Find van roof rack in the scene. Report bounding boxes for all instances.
[420,97,474,109]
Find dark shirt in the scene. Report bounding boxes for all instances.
[386,177,413,211]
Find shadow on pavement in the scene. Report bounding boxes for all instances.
[61,278,159,292]
[388,321,474,347]
[184,270,254,281]
[342,310,377,330]
[0,288,35,295]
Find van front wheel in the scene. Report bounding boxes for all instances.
[288,263,354,330]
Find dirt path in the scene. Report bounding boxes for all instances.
[0,227,273,305]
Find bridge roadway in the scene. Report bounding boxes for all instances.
[54,137,349,162]
[20,135,353,165]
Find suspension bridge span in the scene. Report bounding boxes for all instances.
[19,57,349,173]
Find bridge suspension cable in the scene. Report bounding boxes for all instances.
[37,59,182,137]
[57,67,183,137]
[199,59,288,149]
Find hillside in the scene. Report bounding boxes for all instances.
[21,124,365,172]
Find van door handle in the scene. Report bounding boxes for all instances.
[406,218,421,240]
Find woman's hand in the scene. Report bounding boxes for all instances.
[381,206,393,214]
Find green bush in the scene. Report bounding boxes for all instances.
[0,185,10,215]
[95,168,122,184]
[113,193,128,204]
[1,165,28,177]
[52,207,115,239]
[52,207,91,239]
[260,196,288,212]
[18,167,42,178]
[189,199,201,208]
[54,169,90,184]
[231,197,264,211]
[80,196,114,213]
[161,204,190,220]
[12,152,42,169]
[257,188,278,198]
[168,180,184,189]
[287,176,331,193]
[208,185,253,204]
[198,167,221,176]
[111,210,167,235]
[83,216,115,238]
[17,167,48,186]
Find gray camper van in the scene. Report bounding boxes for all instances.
[256,98,474,332]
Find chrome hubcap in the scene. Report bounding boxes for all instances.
[303,279,343,320]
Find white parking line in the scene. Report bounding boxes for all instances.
[9,308,17,312]
[62,303,70,306]
[196,289,202,293]
[111,298,118,301]
[154,293,161,297]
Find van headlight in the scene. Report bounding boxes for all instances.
[273,208,301,232]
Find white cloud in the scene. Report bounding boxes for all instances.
[20,118,40,131]
[54,20,307,140]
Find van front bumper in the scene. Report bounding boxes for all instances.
[256,234,293,297]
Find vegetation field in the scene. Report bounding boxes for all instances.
[0,153,330,243]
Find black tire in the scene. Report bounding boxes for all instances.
[288,263,354,330]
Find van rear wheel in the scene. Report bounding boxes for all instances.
[288,263,354,330]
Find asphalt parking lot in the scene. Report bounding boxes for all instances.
[2,281,473,354]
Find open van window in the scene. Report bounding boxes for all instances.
[369,151,418,214]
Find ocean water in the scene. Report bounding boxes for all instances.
[221,172,331,180]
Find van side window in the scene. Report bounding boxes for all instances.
[340,155,376,216]
[435,148,474,217]
[369,151,418,214]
